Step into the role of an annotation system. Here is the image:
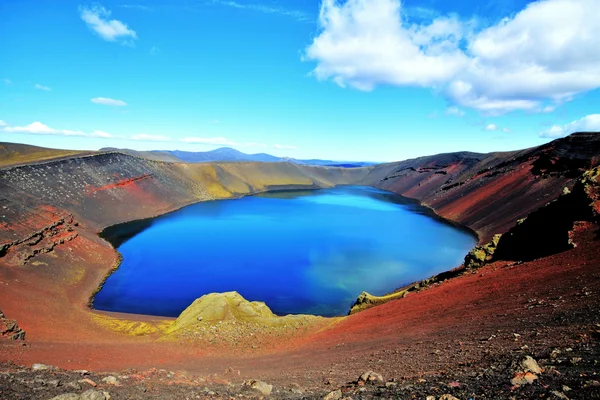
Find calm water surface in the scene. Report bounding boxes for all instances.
[94,186,476,317]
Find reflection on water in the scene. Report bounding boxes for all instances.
[94,186,477,317]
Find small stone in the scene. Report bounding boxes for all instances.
[426,396,436,400]
[570,357,582,365]
[447,381,461,388]
[359,371,384,383]
[49,394,80,400]
[385,382,397,388]
[80,389,108,400]
[511,372,538,386]
[32,363,52,371]
[562,385,572,392]
[48,379,61,387]
[323,389,342,400]
[65,381,82,390]
[521,356,543,374]
[101,376,119,385]
[550,391,569,400]
[244,380,273,396]
[439,395,460,400]
[79,378,97,387]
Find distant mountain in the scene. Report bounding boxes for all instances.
[163,148,281,163]
[156,147,376,167]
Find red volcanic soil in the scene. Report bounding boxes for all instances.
[1,222,599,394]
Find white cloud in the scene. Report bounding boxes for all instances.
[90,130,113,138]
[129,134,172,142]
[91,97,127,106]
[150,46,160,56]
[35,84,51,91]
[305,0,600,114]
[210,0,310,22]
[2,122,86,136]
[1,121,116,139]
[79,5,137,44]
[445,106,465,117]
[484,123,498,131]
[3,78,11,85]
[273,144,298,149]
[502,127,511,133]
[539,114,600,138]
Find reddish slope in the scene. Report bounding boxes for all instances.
[364,132,600,241]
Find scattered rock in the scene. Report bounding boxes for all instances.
[49,394,80,400]
[49,391,108,400]
[323,389,342,400]
[32,363,52,371]
[243,379,273,396]
[48,379,61,387]
[80,389,109,400]
[439,395,460,400]
[101,376,119,385]
[511,372,538,386]
[65,381,82,390]
[79,378,97,387]
[359,371,384,384]
[521,355,543,374]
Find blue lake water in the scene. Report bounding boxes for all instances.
[94,186,477,317]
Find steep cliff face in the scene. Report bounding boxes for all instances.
[493,166,600,262]
[363,132,600,242]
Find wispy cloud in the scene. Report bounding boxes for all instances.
[540,114,600,138]
[150,46,160,56]
[3,122,87,137]
[35,84,51,91]
[91,97,127,106]
[445,106,465,117]
[484,123,497,131]
[91,130,113,138]
[208,0,311,22]
[79,4,137,45]
[119,4,153,11]
[3,78,11,85]
[1,119,294,149]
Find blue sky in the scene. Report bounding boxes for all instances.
[1,0,599,162]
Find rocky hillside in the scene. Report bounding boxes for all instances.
[362,132,600,241]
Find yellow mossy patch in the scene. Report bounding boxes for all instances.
[63,264,86,285]
[349,290,409,315]
[90,313,171,336]
[216,163,316,193]
[162,292,332,345]
[175,163,236,200]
